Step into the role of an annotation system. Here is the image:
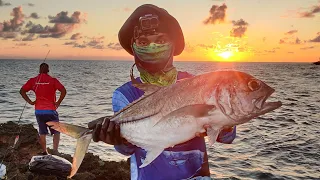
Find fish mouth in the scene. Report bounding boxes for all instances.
[252,89,282,116]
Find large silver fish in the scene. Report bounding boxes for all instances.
[47,70,282,178]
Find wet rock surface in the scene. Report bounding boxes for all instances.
[0,121,130,180]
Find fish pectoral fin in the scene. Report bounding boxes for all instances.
[132,83,162,95]
[68,133,92,178]
[139,148,163,168]
[206,126,221,146]
[46,122,90,139]
[153,104,216,127]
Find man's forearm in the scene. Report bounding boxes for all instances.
[20,88,34,105]
[57,88,66,104]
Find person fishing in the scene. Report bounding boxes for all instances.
[88,4,236,180]
[20,63,66,155]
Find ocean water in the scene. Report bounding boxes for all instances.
[0,59,319,180]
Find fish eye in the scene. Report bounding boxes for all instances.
[248,80,260,91]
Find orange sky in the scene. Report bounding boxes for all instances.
[0,0,319,62]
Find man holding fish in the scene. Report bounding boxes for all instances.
[88,4,236,180]
[47,4,282,179]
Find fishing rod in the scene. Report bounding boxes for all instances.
[0,50,51,171]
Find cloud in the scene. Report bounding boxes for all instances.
[15,42,29,46]
[310,33,320,42]
[203,4,227,25]
[0,0,11,6]
[300,46,315,50]
[92,45,105,49]
[24,11,86,38]
[264,50,276,53]
[22,33,37,41]
[299,4,320,18]
[25,23,67,38]
[74,43,86,48]
[106,42,122,50]
[24,22,46,33]
[64,41,77,45]
[0,6,25,38]
[48,11,86,24]
[64,36,118,50]
[230,26,247,37]
[29,12,40,19]
[0,32,17,39]
[285,30,298,35]
[259,47,280,55]
[279,37,304,45]
[295,38,301,44]
[230,19,249,38]
[197,44,214,50]
[183,43,196,53]
[0,6,25,32]
[87,39,103,47]
[70,33,82,40]
[82,36,105,48]
[25,21,33,28]
[232,19,249,26]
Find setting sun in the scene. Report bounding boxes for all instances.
[218,51,233,59]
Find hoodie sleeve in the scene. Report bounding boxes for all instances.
[217,126,237,144]
[112,89,137,156]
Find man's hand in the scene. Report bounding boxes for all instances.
[56,87,66,109]
[88,117,123,145]
[195,125,234,137]
[20,88,35,106]
[195,125,210,137]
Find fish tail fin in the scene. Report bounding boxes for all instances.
[68,134,92,178]
[46,122,92,178]
[46,121,90,138]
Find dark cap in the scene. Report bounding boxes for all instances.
[118,4,185,56]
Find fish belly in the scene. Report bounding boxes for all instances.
[120,115,203,150]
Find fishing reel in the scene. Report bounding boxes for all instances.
[134,14,159,39]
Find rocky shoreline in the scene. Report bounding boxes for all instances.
[0,121,130,180]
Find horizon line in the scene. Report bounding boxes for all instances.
[0,58,314,63]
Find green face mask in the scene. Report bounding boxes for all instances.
[133,42,173,63]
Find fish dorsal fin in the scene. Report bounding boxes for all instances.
[132,83,162,95]
[110,85,163,123]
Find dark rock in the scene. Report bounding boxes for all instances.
[0,121,130,180]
